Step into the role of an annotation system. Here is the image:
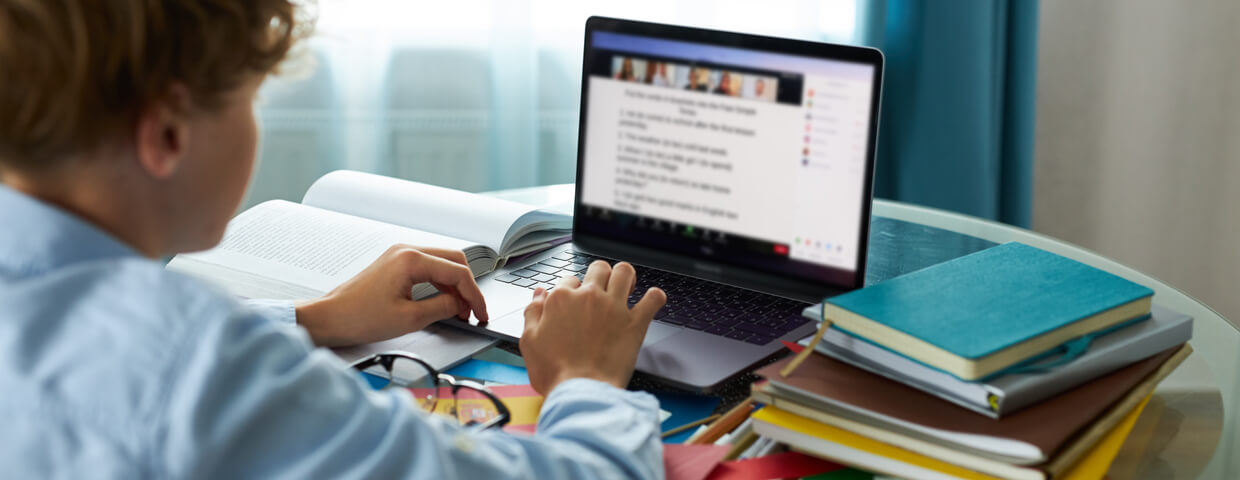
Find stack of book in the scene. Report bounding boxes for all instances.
[749,242,1193,479]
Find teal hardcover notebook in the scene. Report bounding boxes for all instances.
[822,242,1153,381]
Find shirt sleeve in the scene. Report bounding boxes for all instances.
[158,309,664,480]
[241,298,297,325]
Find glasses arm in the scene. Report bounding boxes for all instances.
[349,351,436,373]
[348,356,383,370]
[444,376,512,430]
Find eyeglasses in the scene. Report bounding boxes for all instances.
[350,351,511,430]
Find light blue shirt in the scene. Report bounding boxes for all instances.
[0,185,663,479]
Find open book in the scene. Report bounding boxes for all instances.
[169,170,571,302]
[168,170,570,368]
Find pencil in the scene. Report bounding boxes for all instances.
[661,414,721,439]
[721,429,758,460]
[686,399,754,445]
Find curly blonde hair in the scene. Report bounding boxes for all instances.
[0,0,311,169]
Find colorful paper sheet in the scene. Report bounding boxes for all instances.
[705,451,844,480]
[664,444,730,480]
[446,359,532,385]
[489,384,543,434]
[655,391,722,444]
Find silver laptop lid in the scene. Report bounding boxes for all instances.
[572,17,883,302]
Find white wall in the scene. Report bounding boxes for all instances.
[1035,0,1240,329]
[1036,4,1239,475]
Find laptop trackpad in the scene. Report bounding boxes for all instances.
[641,323,678,347]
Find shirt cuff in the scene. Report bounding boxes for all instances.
[242,299,298,325]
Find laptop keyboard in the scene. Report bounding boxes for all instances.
[492,250,812,346]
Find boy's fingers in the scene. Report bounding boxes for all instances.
[630,287,667,321]
[523,288,547,334]
[608,262,637,301]
[582,260,612,289]
[407,253,488,321]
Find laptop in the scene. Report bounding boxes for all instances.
[461,17,884,392]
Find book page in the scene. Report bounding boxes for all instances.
[167,255,326,299]
[301,170,568,255]
[172,200,494,296]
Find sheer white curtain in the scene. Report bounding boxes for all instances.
[245,0,860,208]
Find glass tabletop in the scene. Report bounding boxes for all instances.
[484,185,1239,479]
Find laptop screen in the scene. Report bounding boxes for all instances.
[575,20,881,290]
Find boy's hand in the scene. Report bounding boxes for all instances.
[296,245,488,347]
[519,261,667,395]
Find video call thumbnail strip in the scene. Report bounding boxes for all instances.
[590,51,805,106]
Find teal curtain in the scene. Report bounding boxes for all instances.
[860,1,1038,227]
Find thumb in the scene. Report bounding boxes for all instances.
[407,293,460,328]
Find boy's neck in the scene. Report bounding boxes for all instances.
[2,162,168,259]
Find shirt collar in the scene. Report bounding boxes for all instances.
[0,184,140,277]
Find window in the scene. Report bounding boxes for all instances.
[249,0,859,208]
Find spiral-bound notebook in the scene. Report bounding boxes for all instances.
[800,303,1192,418]
[819,242,1155,381]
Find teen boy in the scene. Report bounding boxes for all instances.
[0,1,667,478]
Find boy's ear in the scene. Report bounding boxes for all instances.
[135,83,192,180]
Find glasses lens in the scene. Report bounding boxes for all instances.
[448,386,503,428]
[384,356,438,412]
